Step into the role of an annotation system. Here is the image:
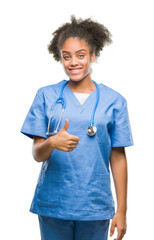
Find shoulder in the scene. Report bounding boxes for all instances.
[99,82,127,106]
[36,80,66,98]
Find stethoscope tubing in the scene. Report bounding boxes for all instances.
[46,80,100,136]
[89,80,100,126]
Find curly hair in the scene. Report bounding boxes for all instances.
[47,15,112,61]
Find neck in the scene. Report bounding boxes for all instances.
[67,76,96,94]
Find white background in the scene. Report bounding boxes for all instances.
[0,0,154,239]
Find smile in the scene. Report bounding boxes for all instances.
[69,68,82,74]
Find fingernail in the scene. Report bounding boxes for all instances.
[110,233,113,237]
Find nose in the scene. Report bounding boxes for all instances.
[70,56,78,66]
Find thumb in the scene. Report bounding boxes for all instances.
[110,220,116,237]
[62,119,69,132]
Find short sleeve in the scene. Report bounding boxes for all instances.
[20,89,47,139]
[110,98,134,147]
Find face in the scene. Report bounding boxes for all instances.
[60,37,95,82]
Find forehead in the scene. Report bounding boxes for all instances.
[61,37,90,53]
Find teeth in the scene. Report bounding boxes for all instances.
[70,69,81,73]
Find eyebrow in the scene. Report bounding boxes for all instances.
[62,49,87,54]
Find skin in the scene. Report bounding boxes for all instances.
[109,147,127,240]
[60,37,96,93]
[32,37,127,240]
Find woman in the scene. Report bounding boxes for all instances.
[21,16,134,240]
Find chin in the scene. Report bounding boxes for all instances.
[70,78,83,82]
[69,73,89,82]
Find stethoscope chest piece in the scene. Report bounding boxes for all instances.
[87,126,97,136]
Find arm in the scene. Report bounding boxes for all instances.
[32,136,55,163]
[32,119,79,163]
[110,147,127,213]
[109,147,127,240]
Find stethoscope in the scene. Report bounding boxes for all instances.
[46,80,100,137]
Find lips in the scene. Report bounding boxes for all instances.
[69,68,82,74]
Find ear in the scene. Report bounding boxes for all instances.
[90,51,95,63]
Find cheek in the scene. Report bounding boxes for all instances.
[83,59,91,70]
[62,61,68,70]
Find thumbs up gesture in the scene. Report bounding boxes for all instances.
[52,119,80,152]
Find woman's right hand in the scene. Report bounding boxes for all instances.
[49,119,80,152]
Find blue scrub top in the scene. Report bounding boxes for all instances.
[20,80,134,221]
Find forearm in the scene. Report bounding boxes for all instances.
[110,147,127,213]
[32,136,56,163]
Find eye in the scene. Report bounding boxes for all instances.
[63,55,70,60]
[78,54,84,58]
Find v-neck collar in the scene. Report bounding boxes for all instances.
[63,80,100,113]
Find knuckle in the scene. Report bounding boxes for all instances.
[119,227,125,232]
[67,149,71,152]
